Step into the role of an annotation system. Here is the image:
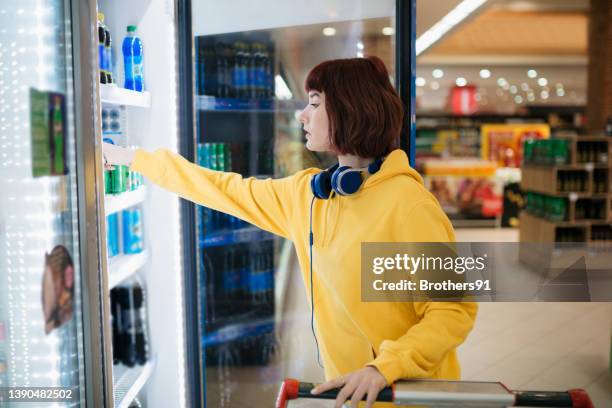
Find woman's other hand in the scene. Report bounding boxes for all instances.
[311,366,388,408]
[102,142,135,170]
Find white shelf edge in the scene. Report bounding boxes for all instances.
[105,186,147,216]
[113,357,156,408]
[108,250,149,289]
[100,84,151,108]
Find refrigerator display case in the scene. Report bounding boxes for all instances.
[2,0,189,406]
[179,0,414,406]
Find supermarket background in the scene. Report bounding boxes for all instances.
[0,0,611,407]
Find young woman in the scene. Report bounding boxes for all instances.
[103,56,477,408]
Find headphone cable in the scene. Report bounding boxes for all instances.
[309,195,323,369]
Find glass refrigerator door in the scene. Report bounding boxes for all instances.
[0,0,87,406]
[187,1,396,406]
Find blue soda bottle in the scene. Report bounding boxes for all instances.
[97,13,107,84]
[122,25,144,91]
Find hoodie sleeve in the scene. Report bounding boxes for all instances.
[130,148,296,240]
[367,199,478,384]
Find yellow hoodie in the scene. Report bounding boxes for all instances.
[131,147,477,393]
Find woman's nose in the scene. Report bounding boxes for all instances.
[298,109,308,124]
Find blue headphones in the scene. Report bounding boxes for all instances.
[310,158,383,199]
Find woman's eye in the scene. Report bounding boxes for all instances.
[310,103,319,108]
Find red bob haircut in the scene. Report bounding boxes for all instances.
[305,56,404,159]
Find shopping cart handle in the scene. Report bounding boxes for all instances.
[276,378,594,408]
[275,378,393,408]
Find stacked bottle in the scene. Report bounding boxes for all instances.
[577,142,608,164]
[593,169,609,193]
[555,227,585,243]
[574,199,606,220]
[591,225,612,243]
[196,38,274,99]
[110,283,149,367]
[97,13,114,84]
[196,142,247,239]
[556,171,587,193]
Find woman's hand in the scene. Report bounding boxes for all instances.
[311,366,387,408]
[102,142,135,169]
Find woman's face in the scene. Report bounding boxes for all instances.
[299,91,332,152]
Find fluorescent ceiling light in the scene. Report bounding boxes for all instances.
[322,27,336,36]
[432,69,444,78]
[275,75,293,100]
[382,27,395,36]
[416,0,488,56]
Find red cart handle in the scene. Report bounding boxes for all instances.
[276,378,593,408]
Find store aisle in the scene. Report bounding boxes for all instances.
[279,228,612,406]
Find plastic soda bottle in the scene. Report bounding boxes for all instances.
[122,25,144,91]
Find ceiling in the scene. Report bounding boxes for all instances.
[256,0,592,112]
[416,0,590,112]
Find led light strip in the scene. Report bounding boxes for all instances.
[166,14,187,408]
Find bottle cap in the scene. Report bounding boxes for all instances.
[127,25,137,32]
[97,12,104,22]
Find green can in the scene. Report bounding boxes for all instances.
[108,165,127,194]
[104,170,113,194]
[223,143,232,171]
[552,139,569,165]
[209,143,219,171]
[523,139,534,164]
[549,197,567,221]
[216,143,225,172]
[123,166,132,191]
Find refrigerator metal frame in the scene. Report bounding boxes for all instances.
[176,1,204,408]
[71,0,117,405]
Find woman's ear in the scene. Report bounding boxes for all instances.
[64,265,74,289]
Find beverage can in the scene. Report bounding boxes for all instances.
[122,208,144,254]
[109,165,127,194]
[209,143,218,170]
[107,214,120,257]
[223,143,232,171]
[217,143,226,172]
[202,143,211,168]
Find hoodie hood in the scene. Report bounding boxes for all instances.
[363,148,423,188]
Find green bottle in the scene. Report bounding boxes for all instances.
[52,96,64,174]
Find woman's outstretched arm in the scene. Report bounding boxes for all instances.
[103,143,298,240]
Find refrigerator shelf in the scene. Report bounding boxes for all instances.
[200,227,274,248]
[100,84,152,108]
[203,318,274,347]
[196,95,274,111]
[105,186,147,216]
[113,358,156,408]
[108,250,149,288]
